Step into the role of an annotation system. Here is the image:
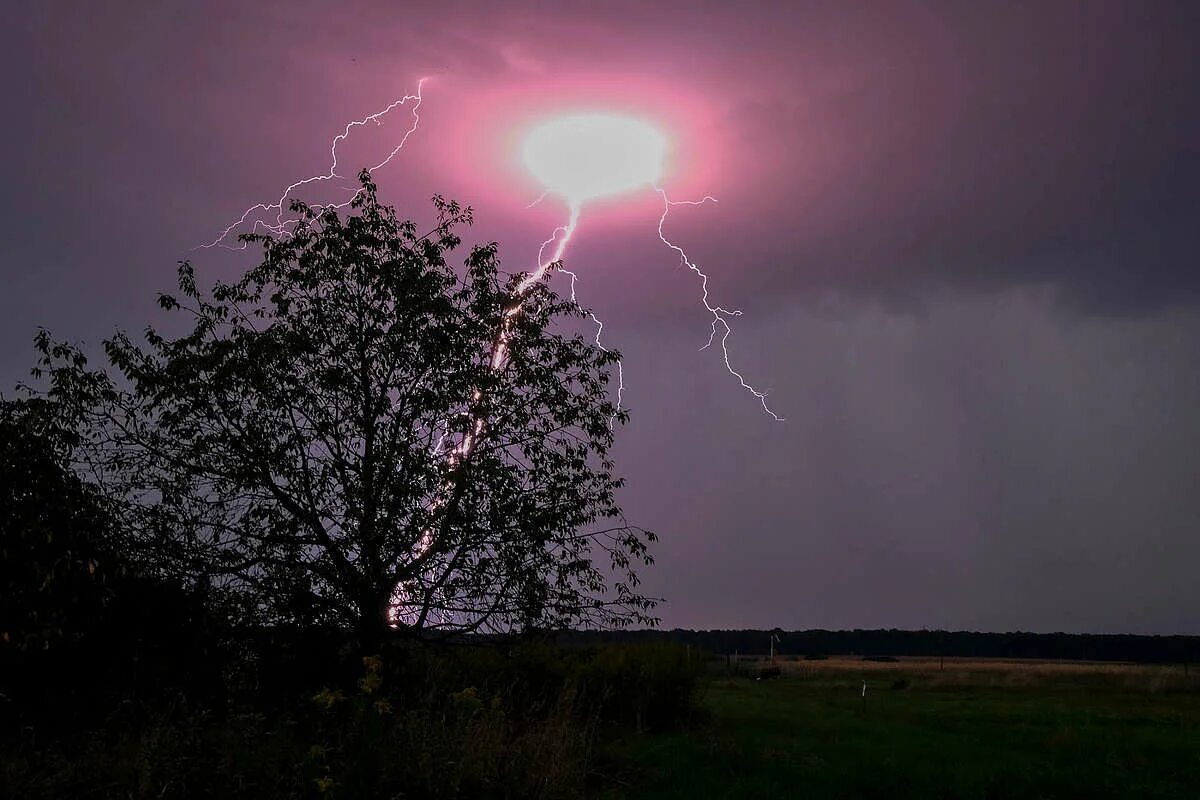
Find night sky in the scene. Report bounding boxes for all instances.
[3,1,1198,634]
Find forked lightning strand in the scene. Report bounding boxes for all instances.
[392,202,582,627]
[654,185,783,421]
[558,265,624,421]
[200,79,426,249]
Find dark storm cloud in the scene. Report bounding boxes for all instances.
[684,1,1200,316]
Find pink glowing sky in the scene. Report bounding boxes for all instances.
[3,1,1200,633]
[441,73,720,215]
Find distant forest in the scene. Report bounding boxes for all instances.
[559,628,1200,664]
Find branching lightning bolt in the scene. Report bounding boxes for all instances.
[522,187,779,424]
[521,201,628,426]
[528,191,624,420]
[654,185,784,421]
[198,79,426,250]
[391,203,585,628]
[558,265,624,422]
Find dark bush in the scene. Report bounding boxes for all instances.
[574,643,704,729]
[1,640,704,799]
[374,641,704,731]
[1,399,229,727]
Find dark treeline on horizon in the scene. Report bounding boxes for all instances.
[557,628,1200,664]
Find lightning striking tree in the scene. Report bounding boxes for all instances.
[32,172,656,646]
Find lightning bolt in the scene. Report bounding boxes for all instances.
[198,79,426,250]
[392,203,585,628]
[654,185,784,421]
[466,202,581,457]
[532,205,624,424]
[531,189,783,422]
[524,190,780,423]
[558,265,624,423]
[529,188,782,426]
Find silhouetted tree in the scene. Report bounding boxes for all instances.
[32,172,655,646]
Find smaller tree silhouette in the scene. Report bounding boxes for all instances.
[32,172,656,645]
[0,398,111,652]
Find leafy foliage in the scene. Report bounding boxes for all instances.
[30,172,655,642]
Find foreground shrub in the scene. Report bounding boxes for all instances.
[388,641,705,731]
[1,641,703,799]
[302,657,593,800]
[574,643,704,729]
[2,667,589,800]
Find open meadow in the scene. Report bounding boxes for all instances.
[600,656,1200,800]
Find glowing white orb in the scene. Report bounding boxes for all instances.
[522,113,667,206]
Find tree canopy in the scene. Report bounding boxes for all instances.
[31,173,656,644]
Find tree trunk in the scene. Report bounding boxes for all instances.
[356,593,392,653]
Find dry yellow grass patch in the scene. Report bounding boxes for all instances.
[731,654,1198,693]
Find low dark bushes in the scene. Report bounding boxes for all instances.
[1,637,704,799]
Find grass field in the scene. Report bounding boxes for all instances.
[599,656,1200,799]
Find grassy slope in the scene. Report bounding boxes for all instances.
[599,659,1200,800]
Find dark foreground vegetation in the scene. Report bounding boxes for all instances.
[2,631,702,799]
